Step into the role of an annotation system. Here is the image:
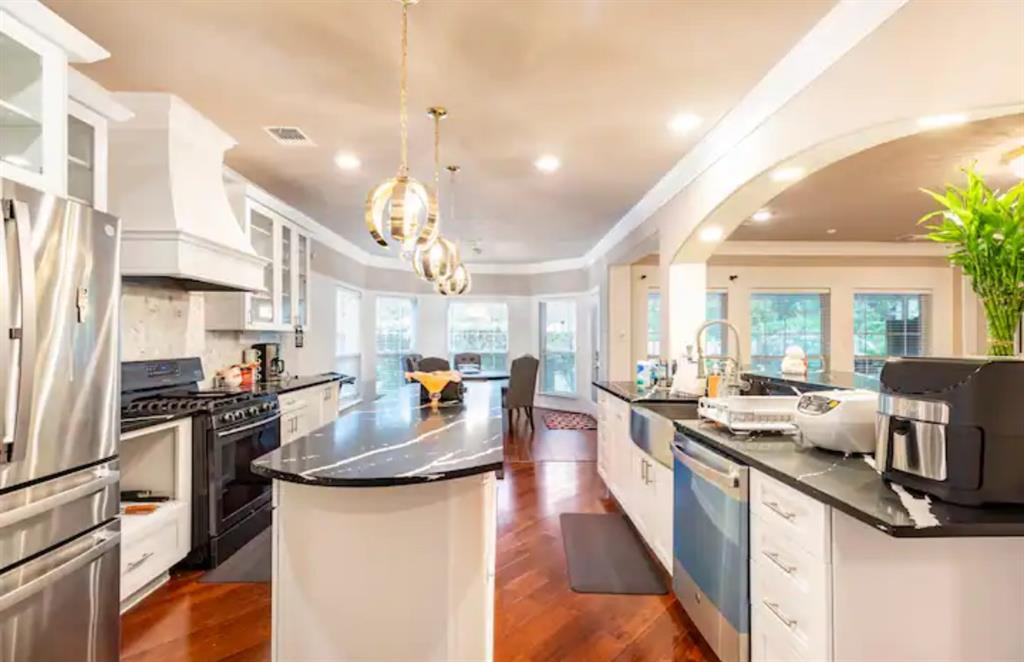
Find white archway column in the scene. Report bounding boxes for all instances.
[665,261,707,386]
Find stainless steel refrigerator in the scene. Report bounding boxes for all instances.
[0,180,121,661]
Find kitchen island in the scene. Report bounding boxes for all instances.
[251,381,504,662]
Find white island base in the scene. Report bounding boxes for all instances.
[271,472,498,662]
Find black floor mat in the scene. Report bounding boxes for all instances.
[559,513,668,595]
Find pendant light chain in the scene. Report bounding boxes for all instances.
[398,0,410,176]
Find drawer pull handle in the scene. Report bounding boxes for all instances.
[763,600,798,629]
[763,500,797,521]
[762,550,797,575]
[126,552,154,572]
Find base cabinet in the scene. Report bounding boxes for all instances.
[596,391,673,573]
[750,468,1024,662]
[279,381,341,445]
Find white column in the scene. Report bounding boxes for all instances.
[667,262,708,362]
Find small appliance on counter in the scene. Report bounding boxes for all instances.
[697,395,799,435]
[795,389,877,453]
[252,342,285,383]
[875,357,1024,505]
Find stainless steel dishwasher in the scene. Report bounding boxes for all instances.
[672,431,749,662]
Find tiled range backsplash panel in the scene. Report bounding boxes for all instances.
[121,282,297,384]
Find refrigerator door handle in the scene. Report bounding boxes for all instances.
[0,467,119,530]
[2,199,37,464]
[0,201,9,455]
[0,523,119,613]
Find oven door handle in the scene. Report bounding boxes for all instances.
[216,413,282,437]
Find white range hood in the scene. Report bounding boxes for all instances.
[108,93,266,291]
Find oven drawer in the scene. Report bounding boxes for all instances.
[120,502,188,601]
[751,470,831,561]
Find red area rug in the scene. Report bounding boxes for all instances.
[543,411,598,431]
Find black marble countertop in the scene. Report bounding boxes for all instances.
[675,420,1024,538]
[247,372,354,395]
[593,381,701,404]
[743,369,879,392]
[251,381,504,487]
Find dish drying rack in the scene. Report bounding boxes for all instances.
[697,396,799,435]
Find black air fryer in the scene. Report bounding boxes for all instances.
[875,357,1024,505]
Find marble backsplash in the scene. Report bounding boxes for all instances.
[122,281,290,385]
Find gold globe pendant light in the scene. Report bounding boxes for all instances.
[365,0,434,255]
[435,165,471,296]
[411,107,449,275]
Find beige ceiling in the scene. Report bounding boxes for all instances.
[730,113,1024,242]
[47,0,834,263]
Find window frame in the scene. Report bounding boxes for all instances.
[335,285,362,403]
[446,300,510,371]
[374,295,417,394]
[748,290,831,373]
[853,291,930,376]
[539,298,578,397]
[704,289,729,357]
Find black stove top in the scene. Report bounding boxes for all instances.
[121,358,280,432]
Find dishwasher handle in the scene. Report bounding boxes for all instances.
[673,436,746,498]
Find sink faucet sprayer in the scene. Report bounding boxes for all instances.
[694,319,749,397]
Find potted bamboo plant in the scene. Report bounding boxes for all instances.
[920,167,1024,356]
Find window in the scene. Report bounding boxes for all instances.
[854,293,928,376]
[540,300,577,395]
[646,291,661,358]
[375,296,416,394]
[750,292,830,372]
[448,302,509,371]
[705,291,728,356]
[335,287,361,402]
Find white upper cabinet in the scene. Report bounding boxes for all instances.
[66,69,132,212]
[0,1,108,195]
[206,195,313,332]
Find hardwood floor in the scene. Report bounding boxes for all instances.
[122,408,712,662]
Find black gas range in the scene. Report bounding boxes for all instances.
[121,358,281,569]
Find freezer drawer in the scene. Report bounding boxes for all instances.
[0,460,119,570]
[0,519,120,662]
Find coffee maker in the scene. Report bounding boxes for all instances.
[252,342,285,383]
[875,357,1024,505]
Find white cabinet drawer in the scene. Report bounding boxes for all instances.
[751,470,831,561]
[751,514,829,600]
[751,599,809,662]
[120,511,185,600]
[752,553,831,662]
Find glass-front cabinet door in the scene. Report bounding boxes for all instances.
[248,204,277,326]
[297,234,309,327]
[66,113,94,205]
[0,13,67,195]
[280,224,293,326]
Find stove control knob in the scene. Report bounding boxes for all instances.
[249,406,260,416]
[223,412,237,423]
[262,402,273,412]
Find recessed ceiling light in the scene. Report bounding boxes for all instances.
[535,155,561,173]
[699,226,724,242]
[917,113,968,130]
[771,166,805,183]
[826,228,838,235]
[751,209,773,223]
[334,152,361,171]
[668,113,703,135]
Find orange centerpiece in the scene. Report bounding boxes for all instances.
[405,370,463,411]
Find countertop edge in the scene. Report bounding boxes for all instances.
[592,381,700,404]
[251,459,504,488]
[271,373,349,394]
[674,421,1024,539]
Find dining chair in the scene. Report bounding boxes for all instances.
[502,354,539,429]
[454,352,482,372]
[400,353,423,382]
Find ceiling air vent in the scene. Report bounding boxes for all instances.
[264,126,314,146]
